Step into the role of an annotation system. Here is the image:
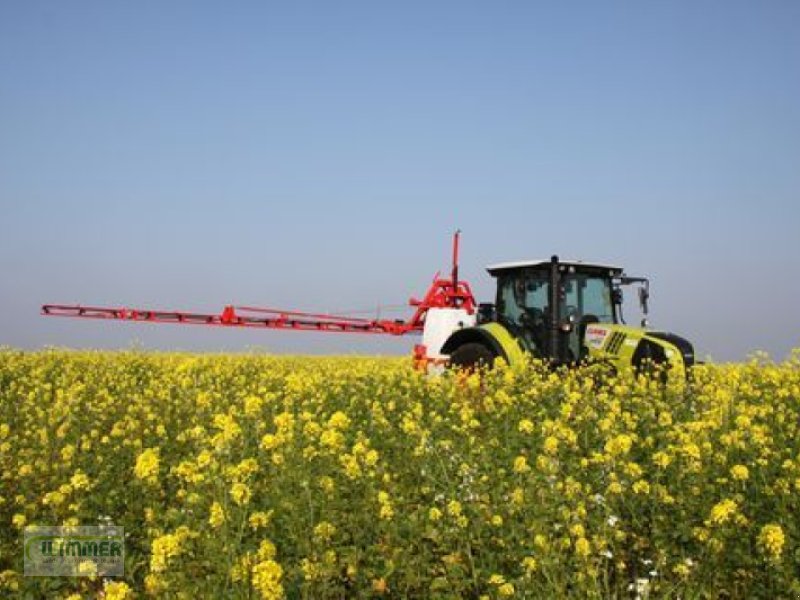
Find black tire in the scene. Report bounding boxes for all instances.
[448,342,496,372]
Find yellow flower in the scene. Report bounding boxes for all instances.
[144,573,166,594]
[61,444,76,462]
[318,476,335,494]
[249,511,273,530]
[693,526,710,542]
[340,454,362,479]
[543,436,559,455]
[730,464,749,481]
[134,448,160,484]
[604,434,633,457]
[377,491,394,520]
[229,458,259,481]
[499,582,515,596]
[522,556,537,574]
[70,470,90,490]
[707,499,737,526]
[364,449,379,467]
[518,419,534,434]
[212,412,242,448]
[244,395,264,416]
[328,411,351,430]
[231,482,252,506]
[261,433,280,450]
[252,559,284,600]
[513,455,530,473]
[652,451,672,469]
[209,501,226,528]
[575,537,591,558]
[103,581,133,600]
[11,514,25,529]
[672,563,691,578]
[320,429,344,450]
[197,450,214,468]
[77,560,97,576]
[428,507,442,522]
[681,443,701,461]
[258,539,277,560]
[231,553,255,583]
[42,490,66,507]
[624,462,643,479]
[757,523,785,561]
[300,557,322,581]
[313,521,336,543]
[150,529,191,573]
[569,523,585,538]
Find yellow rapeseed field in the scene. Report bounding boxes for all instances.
[1,349,799,598]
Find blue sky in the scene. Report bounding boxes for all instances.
[1,1,798,361]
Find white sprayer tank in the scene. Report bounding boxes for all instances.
[422,308,476,360]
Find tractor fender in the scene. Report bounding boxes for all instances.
[440,322,526,366]
[645,332,695,368]
[634,332,694,379]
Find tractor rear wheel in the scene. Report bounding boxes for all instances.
[448,342,496,372]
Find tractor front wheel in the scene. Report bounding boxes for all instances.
[448,342,496,372]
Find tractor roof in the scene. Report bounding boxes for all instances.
[486,260,623,277]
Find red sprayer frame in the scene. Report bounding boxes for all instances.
[42,232,476,339]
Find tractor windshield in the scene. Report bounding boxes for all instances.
[561,274,614,324]
[496,269,615,360]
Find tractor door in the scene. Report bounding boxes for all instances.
[495,269,551,357]
[560,274,616,360]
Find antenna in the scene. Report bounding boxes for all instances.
[451,229,461,297]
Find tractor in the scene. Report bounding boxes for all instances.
[428,256,694,376]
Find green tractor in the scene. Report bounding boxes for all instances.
[441,256,694,376]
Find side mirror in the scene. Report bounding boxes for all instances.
[638,286,649,315]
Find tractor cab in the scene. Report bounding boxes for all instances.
[486,256,641,363]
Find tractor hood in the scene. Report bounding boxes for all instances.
[583,323,695,375]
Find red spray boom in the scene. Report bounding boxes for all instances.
[42,232,476,340]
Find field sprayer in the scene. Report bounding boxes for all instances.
[42,232,694,375]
